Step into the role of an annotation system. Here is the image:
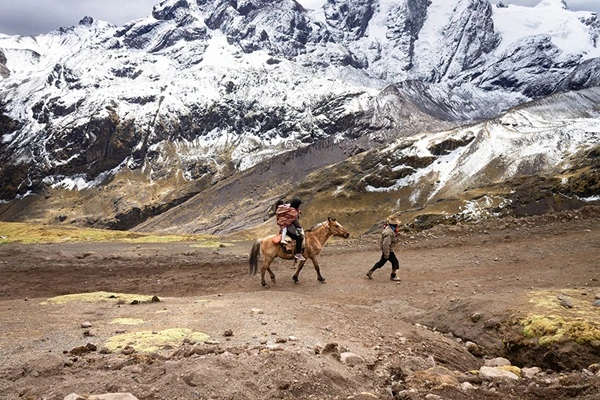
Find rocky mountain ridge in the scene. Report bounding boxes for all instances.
[0,0,599,234]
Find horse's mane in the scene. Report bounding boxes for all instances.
[307,219,334,232]
[306,222,324,232]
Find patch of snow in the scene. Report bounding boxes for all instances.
[492,0,600,59]
[582,195,600,202]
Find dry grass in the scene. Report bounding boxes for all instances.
[0,221,219,245]
[522,289,600,346]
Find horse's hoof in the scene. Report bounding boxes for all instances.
[292,276,298,284]
[318,279,327,284]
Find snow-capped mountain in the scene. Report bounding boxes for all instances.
[0,0,599,232]
[131,85,600,235]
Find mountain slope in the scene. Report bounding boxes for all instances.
[0,0,599,233]
[134,86,600,236]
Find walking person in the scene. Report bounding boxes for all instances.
[366,216,404,281]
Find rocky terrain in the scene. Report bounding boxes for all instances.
[1,206,599,399]
[1,0,599,235]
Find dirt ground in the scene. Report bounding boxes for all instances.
[1,207,600,400]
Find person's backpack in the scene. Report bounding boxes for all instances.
[276,204,298,227]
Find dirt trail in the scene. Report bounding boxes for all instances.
[1,207,600,399]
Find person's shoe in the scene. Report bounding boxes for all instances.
[390,276,401,281]
[295,253,306,261]
[366,270,373,279]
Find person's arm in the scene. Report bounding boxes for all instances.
[381,231,392,259]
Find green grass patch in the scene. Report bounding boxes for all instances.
[105,328,210,353]
[110,318,146,326]
[521,314,600,346]
[522,289,600,346]
[0,221,219,245]
[41,291,156,305]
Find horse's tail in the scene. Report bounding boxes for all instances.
[249,239,262,276]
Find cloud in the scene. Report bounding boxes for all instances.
[495,0,600,13]
[0,0,598,37]
[0,0,156,36]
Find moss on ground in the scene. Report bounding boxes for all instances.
[105,328,210,353]
[521,289,600,346]
[0,221,219,245]
[41,291,156,305]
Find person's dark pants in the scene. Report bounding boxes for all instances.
[287,231,303,253]
[370,252,399,277]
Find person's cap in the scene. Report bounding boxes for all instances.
[387,216,401,225]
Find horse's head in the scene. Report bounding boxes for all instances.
[327,217,350,238]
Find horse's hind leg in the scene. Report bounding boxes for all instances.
[261,256,276,288]
[292,260,306,284]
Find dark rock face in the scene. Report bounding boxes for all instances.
[557,57,600,92]
[0,49,9,78]
[1,0,599,230]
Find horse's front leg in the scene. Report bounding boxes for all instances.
[312,258,326,283]
[292,260,306,284]
[267,267,276,286]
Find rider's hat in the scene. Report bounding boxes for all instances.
[290,198,302,209]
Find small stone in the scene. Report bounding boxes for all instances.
[322,342,339,355]
[465,341,485,357]
[470,312,482,322]
[64,394,86,400]
[69,343,97,355]
[339,352,364,366]
[88,394,139,400]
[484,357,511,367]
[479,366,519,381]
[557,295,573,309]
[81,321,92,329]
[588,363,600,373]
[522,367,541,379]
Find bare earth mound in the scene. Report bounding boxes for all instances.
[1,207,600,400]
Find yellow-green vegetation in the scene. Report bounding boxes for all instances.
[105,328,210,353]
[0,221,220,245]
[41,291,156,305]
[110,318,145,326]
[521,289,600,346]
[521,315,600,346]
[499,366,522,377]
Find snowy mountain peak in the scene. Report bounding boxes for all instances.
[0,0,599,231]
[536,0,568,10]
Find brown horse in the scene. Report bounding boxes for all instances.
[249,217,350,287]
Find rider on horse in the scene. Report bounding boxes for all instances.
[276,198,305,261]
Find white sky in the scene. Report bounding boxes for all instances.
[0,0,598,36]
